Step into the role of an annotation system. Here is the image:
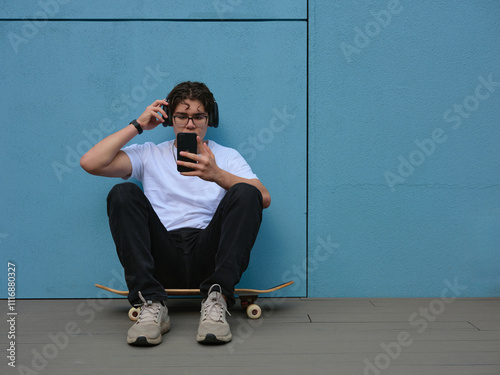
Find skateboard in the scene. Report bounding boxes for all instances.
[95,281,294,320]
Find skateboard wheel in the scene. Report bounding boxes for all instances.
[246,304,262,319]
[128,307,140,321]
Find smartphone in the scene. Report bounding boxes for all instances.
[176,132,197,172]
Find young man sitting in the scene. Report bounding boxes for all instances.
[80,81,270,346]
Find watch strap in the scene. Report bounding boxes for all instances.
[130,119,143,134]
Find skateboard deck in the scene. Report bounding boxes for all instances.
[95,280,294,320]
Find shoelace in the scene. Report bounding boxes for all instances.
[201,295,231,322]
[136,291,161,324]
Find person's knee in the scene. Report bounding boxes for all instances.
[107,182,142,206]
[228,183,263,207]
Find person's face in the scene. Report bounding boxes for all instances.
[172,98,209,144]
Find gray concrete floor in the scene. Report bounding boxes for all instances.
[2,297,500,375]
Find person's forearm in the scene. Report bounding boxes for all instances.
[80,124,137,173]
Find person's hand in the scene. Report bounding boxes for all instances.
[135,100,169,130]
[178,136,223,182]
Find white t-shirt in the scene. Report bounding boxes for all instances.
[122,139,258,231]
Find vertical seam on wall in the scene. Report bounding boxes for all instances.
[306,0,309,299]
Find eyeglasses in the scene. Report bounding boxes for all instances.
[173,114,208,127]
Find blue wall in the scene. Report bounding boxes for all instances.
[1,1,499,299]
[308,0,500,297]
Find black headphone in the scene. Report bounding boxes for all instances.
[162,99,219,128]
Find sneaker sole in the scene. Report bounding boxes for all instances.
[128,336,159,347]
[197,333,232,345]
[127,321,171,346]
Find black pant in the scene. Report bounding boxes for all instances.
[106,182,263,308]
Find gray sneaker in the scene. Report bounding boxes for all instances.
[127,292,170,346]
[197,284,232,344]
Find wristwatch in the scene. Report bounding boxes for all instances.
[130,119,143,134]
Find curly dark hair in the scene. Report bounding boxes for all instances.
[166,81,215,114]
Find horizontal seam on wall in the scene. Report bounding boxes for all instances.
[0,18,308,22]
